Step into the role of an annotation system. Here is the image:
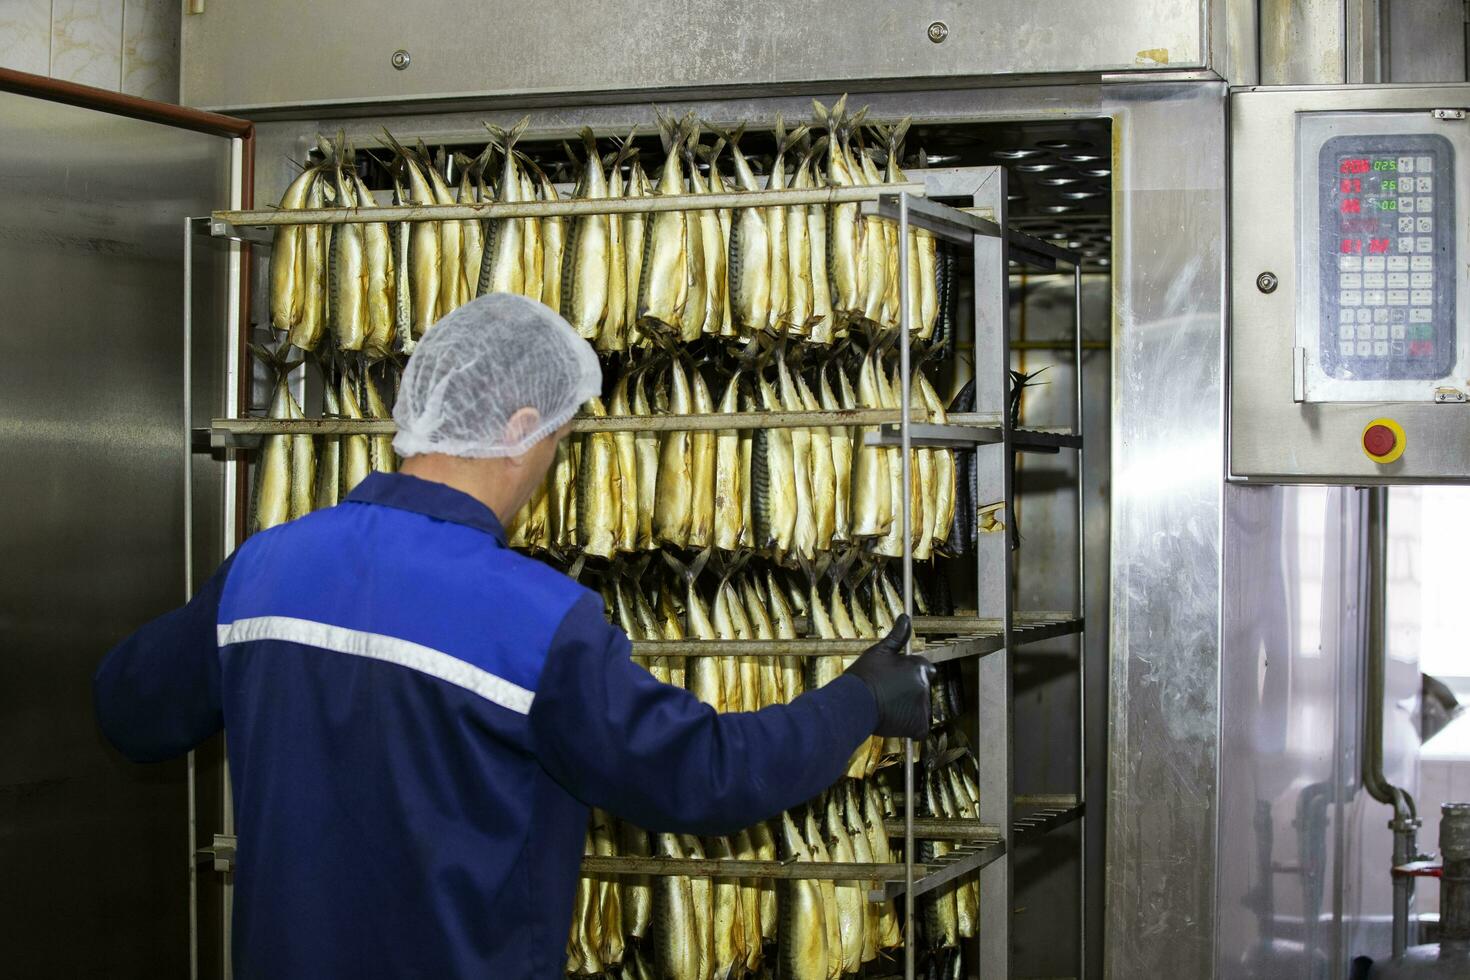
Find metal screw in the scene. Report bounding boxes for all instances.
[1256,271,1278,294]
[927,21,949,43]
[391,49,411,71]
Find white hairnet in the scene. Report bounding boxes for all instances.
[392,293,602,459]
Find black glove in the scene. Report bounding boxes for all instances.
[844,615,935,739]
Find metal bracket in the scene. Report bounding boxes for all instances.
[1433,386,1468,403]
[196,833,236,873]
[205,218,272,246]
[1432,108,1468,120]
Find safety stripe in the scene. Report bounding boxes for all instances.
[216,616,534,715]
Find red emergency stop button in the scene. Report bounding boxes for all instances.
[1364,425,1396,456]
[1362,418,1406,464]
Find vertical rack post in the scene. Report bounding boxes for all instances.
[898,192,917,980]
[1072,261,1087,974]
[972,170,1015,978]
[182,214,198,980]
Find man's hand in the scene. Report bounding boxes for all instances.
[843,615,935,739]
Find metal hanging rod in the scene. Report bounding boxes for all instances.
[205,408,929,444]
[625,614,1082,660]
[210,182,930,230]
[579,854,932,882]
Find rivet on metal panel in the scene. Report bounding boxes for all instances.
[927,21,949,43]
[391,49,412,71]
[1256,271,1278,293]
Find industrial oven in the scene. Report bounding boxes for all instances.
[6,1,1470,978]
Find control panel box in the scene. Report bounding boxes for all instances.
[1232,87,1470,483]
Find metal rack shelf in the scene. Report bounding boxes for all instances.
[196,164,1089,980]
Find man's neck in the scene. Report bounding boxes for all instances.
[398,454,519,523]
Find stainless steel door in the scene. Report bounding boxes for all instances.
[0,82,238,976]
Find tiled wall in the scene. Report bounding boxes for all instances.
[0,0,179,104]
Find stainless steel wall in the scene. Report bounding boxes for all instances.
[179,0,1211,112]
[1102,81,1230,980]
[0,90,231,974]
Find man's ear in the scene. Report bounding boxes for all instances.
[503,407,542,466]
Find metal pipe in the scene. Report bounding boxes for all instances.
[898,191,916,980]
[214,182,929,228]
[1362,486,1421,959]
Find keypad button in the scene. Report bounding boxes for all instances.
[1340,255,1364,271]
[1391,340,1407,356]
[1399,216,1415,233]
[1418,197,1434,213]
[1386,272,1408,288]
[1410,308,1432,323]
[1411,289,1433,306]
[1340,272,1363,288]
[1411,256,1433,272]
[1412,324,1435,340]
[1374,308,1390,324]
[1365,256,1387,272]
[1342,290,1363,306]
[1417,156,1433,172]
[1365,290,1386,306]
[1417,237,1435,253]
[1388,256,1410,272]
[1391,324,1407,340]
[1411,272,1433,288]
[1391,308,1408,323]
[1339,323,1355,340]
[1374,324,1389,340]
[1357,308,1373,323]
[1399,196,1416,212]
[1399,157,1415,173]
[1341,340,1357,357]
[1358,340,1374,356]
[1417,217,1433,233]
[1399,237,1415,253]
[1357,323,1373,340]
[1374,341,1389,356]
[1387,290,1408,306]
[1419,177,1434,193]
[1363,272,1386,288]
[1411,340,1434,356]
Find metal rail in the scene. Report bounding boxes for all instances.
[211,182,930,230]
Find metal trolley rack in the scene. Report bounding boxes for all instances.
[201,162,1086,978]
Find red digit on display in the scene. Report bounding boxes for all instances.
[1369,238,1390,254]
[1341,199,1362,214]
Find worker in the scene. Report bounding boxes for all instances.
[93,293,935,979]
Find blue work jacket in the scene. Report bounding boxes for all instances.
[93,471,877,978]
